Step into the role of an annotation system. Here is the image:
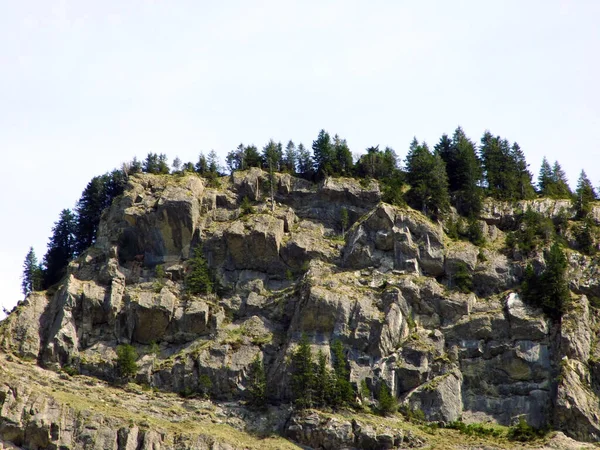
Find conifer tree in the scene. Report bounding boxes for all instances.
[332,134,353,176]
[291,334,315,408]
[247,353,267,409]
[115,344,138,379]
[314,350,331,407]
[262,140,283,171]
[551,161,572,198]
[537,157,554,195]
[207,150,220,174]
[283,140,297,173]
[330,339,354,406]
[405,138,450,218]
[511,143,536,199]
[575,170,597,218]
[21,247,42,296]
[312,130,334,177]
[296,143,313,176]
[185,247,212,295]
[196,152,208,174]
[43,209,77,288]
[172,157,182,173]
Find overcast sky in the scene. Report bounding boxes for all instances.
[1,0,599,317]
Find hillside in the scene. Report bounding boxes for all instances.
[2,169,600,449]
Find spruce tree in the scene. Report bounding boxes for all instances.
[291,334,315,408]
[449,127,483,217]
[262,140,283,172]
[75,175,107,254]
[312,129,334,177]
[330,339,354,406]
[115,344,138,379]
[172,157,182,173]
[575,170,597,218]
[314,350,331,407]
[207,150,220,174]
[247,353,267,409]
[537,157,554,196]
[43,209,77,288]
[283,140,298,173]
[511,143,536,200]
[332,134,353,176]
[196,152,208,174]
[21,247,42,296]
[296,143,313,176]
[405,138,450,218]
[185,247,213,295]
[551,161,572,198]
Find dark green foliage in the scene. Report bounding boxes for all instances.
[226,144,262,172]
[172,157,182,172]
[312,129,337,177]
[506,208,555,255]
[575,170,597,218]
[143,153,169,174]
[538,157,572,198]
[291,334,315,408]
[75,170,126,254]
[43,209,77,288]
[405,138,450,219]
[479,131,535,201]
[453,262,473,293]
[207,150,220,174]
[196,152,209,174]
[283,140,297,173]
[446,421,503,438]
[574,218,598,255]
[521,242,570,321]
[355,146,398,180]
[262,139,283,172]
[376,382,398,416]
[21,247,42,296]
[240,196,255,216]
[185,247,213,295]
[332,134,353,176]
[296,143,313,176]
[115,344,138,379]
[314,350,333,407]
[380,170,405,206]
[330,339,355,407]
[198,374,213,398]
[466,219,485,246]
[507,417,545,442]
[398,405,426,423]
[247,353,267,409]
[436,128,483,217]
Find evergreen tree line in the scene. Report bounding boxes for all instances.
[22,127,598,297]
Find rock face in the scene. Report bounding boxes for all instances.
[2,169,600,448]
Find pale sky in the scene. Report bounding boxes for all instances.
[1,0,599,317]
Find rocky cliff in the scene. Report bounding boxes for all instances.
[2,169,600,449]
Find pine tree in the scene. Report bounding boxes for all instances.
[284,140,297,173]
[551,161,572,198]
[291,334,315,408]
[115,344,138,379]
[537,157,554,195]
[330,339,354,406]
[511,143,536,200]
[405,138,450,218]
[314,350,331,407]
[262,140,283,172]
[376,382,397,416]
[296,143,313,176]
[185,247,213,295]
[247,353,267,409]
[332,134,353,176]
[207,150,220,174]
[196,152,209,174]
[575,170,597,218]
[43,209,77,288]
[244,145,262,169]
[75,175,107,254]
[312,129,334,177]
[21,247,42,296]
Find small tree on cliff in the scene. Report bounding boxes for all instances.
[115,344,138,380]
[21,247,42,296]
[185,247,213,295]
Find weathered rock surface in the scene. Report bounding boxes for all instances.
[3,170,600,448]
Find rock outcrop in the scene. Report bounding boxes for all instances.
[2,170,600,448]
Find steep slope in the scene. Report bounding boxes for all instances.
[2,169,600,448]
